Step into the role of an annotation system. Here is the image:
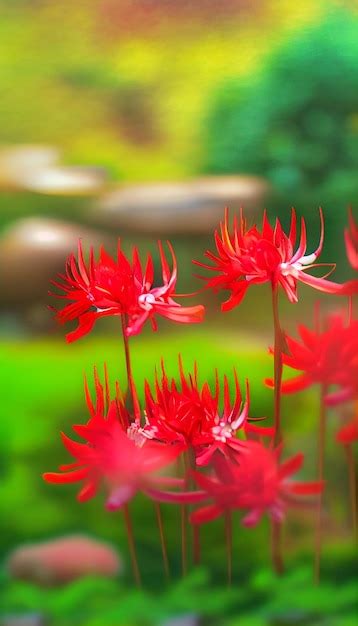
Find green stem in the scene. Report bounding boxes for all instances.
[123,504,141,587]
[271,283,284,575]
[193,525,201,566]
[225,511,233,586]
[271,519,284,575]
[154,502,170,581]
[180,453,188,576]
[314,384,327,584]
[345,444,357,539]
[181,502,188,576]
[120,315,140,422]
[271,284,283,447]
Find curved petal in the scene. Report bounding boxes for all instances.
[190,504,223,525]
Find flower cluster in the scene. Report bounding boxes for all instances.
[44,366,319,526]
[45,207,357,583]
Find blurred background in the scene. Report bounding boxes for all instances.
[0,1,357,625]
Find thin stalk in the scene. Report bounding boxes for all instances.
[187,448,201,567]
[225,511,233,586]
[179,452,188,576]
[271,284,284,447]
[123,504,141,586]
[314,384,327,584]
[154,502,170,580]
[181,501,188,576]
[270,283,284,575]
[348,295,353,325]
[345,444,357,538]
[193,526,201,566]
[120,314,140,421]
[270,519,284,575]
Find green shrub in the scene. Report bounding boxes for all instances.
[202,11,358,269]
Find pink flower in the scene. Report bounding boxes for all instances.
[141,358,273,465]
[195,208,357,310]
[345,208,358,271]
[43,373,182,509]
[336,410,358,445]
[190,442,323,526]
[51,240,204,342]
[265,313,358,403]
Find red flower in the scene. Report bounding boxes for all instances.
[43,373,182,509]
[51,240,204,342]
[190,442,323,526]
[336,411,358,445]
[140,359,273,465]
[345,208,358,271]
[195,208,357,310]
[265,313,358,401]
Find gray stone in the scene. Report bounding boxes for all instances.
[0,144,106,195]
[92,176,270,235]
[0,218,111,309]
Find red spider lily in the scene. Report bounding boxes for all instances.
[51,240,204,342]
[43,373,183,509]
[265,313,358,400]
[190,442,323,527]
[325,359,358,406]
[195,208,357,310]
[138,358,273,466]
[345,208,358,271]
[336,412,358,445]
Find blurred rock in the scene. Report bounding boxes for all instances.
[0,145,59,191]
[92,176,270,235]
[194,175,269,212]
[0,217,109,310]
[7,535,122,587]
[0,144,106,195]
[21,166,106,196]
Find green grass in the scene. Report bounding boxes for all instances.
[0,551,356,626]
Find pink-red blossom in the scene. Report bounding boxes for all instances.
[190,442,323,526]
[138,359,273,465]
[345,208,358,271]
[43,373,182,509]
[51,240,204,342]
[195,208,357,310]
[265,313,358,402]
[336,410,358,445]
